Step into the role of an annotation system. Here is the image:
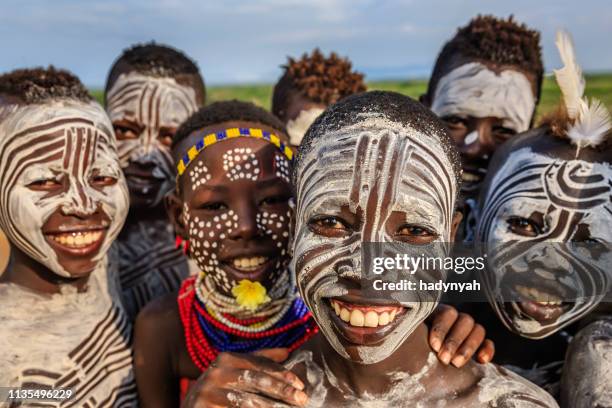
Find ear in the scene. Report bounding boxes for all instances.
[165,191,187,239]
[419,93,431,108]
[449,211,463,243]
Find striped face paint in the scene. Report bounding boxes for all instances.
[431,62,535,135]
[0,100,129,278]
[106,72,198,207]
[477,147,612,338]
[291,115,457,364]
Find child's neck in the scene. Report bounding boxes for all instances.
[0,245,90,294]
[125,203,168,226]
[318,323,434,397]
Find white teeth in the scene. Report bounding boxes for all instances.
[515,285,562,305]
[232,256,269,271]
[49,231,103,248]
[350,310,365,327]
[364,311,378,328]
[331,300,401,328]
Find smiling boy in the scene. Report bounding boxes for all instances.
[284,91,557,406]
[105,43,205,319]
[0,67,135,405]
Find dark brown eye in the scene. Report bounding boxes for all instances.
[492,126,517,143]
[507,217,540,237]
[395,224,437,245]
[308,216,350,238]
[91,175,117,187]
[113,123,140,140]
[442,116,468,129]
[27,178,62,191]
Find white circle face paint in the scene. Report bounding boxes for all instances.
[106,72,199,207]
[0,100,129,278]
[431,62,535,134]
[477,147,612,338]
[286,107,325,146]
[181,138,293,298]
[291,115,458,364]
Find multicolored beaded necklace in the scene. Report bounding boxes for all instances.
[178,275,318,371]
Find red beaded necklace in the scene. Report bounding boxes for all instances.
[178,277,318,371]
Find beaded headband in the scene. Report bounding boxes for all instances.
[177,127,294,176]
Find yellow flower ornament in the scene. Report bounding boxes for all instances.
[231,280,271,311]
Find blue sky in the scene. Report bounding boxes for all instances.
[1,0,610,87]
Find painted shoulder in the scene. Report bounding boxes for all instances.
[561,318,612,407]
[476,362,559,407]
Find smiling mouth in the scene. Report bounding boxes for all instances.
[510,284,569,323]
[45,228,108,256]
[222,255,276,281]
[327,298,409,345]
[330,299,402,328]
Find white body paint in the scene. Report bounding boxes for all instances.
[431,62,535,133]
[0,100,129,278]
[292,114,457,364]
[478,147,612,337]
[561,318,612,407]
[286,107,325,146]
[106,72,199,206]
[0,253,137,406]
[286,349,558,407]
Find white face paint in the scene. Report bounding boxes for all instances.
[286,107,325,146]
[0,100,129,278]
[292,114,457,364]
[106,72,199,207]
[431,62,535,134]
[477,147,612,338]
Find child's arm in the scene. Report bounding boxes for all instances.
[133,296,182,408]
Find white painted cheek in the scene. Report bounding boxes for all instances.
[286,108,325,146]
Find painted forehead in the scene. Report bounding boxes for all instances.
[296,116,457,235]
[0,100,115,154]
[183,137,291,190]
[106,71,198,126]
[479,147,612,238]
[431,61,536,132]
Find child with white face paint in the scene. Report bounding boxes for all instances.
[271,49,366,147]
[283,91,557,407]
[105,43,206,320]
[421,15,543,242]
[476,31,612,403]
[0,67,135,405]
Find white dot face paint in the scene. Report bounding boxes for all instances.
[0,100,129,278]
[291,114,457,364]
[286,107,325,146]
[477,146,612,338]
[180,137,293,297]
[106,72,199,207]
[431,62,535,134]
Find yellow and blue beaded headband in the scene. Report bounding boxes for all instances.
[177,127,294,176]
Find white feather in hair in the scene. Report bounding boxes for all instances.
[553,30,611,152]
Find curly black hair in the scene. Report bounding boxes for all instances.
[297,91,462,191]
[0,66,92,104]
[427,15,543,102]
[172,100,287,150]
[105,42,205,104]
[272,49,366,121]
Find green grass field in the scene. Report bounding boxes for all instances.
[91,73,612,120]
